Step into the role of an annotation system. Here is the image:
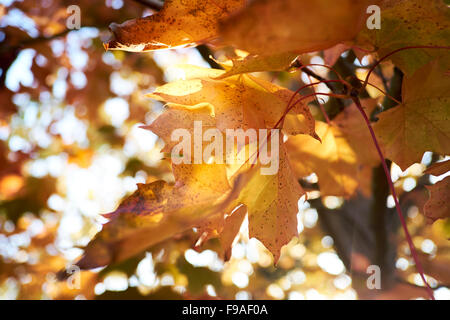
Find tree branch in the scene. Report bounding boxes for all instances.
[196,44,223,70]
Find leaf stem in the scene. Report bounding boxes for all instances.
[287,80,346,113]
[281,92,347,130]
[307,75,331,125]
[351,96,435,300]
[292,61,346,82]
[356,79,401,105]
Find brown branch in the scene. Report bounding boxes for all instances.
[291,60,328,86]
[0,29,70,55]
[291,58,347,120]
[196,44,223,70]
[22,29,71,46]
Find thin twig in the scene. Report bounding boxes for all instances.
[307,74,330,124]
[196,44,223,70]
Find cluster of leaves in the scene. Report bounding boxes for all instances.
[0,0,449,299]
[70,0,450,297]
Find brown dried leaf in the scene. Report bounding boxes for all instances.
[106,0,245,52]
[424,176,450,223]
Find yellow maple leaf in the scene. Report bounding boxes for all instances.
[287,99,380,198]
[146,65,317,138]
[237,139,304,262]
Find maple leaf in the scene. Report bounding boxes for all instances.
[286,99,380,198]
[105,0,245,52]
[374,57,450,170]
[218,205,247,261]
[74,163,233,269]
[237,140,304,262]
[417,251,450,285]
[136,62,317,262]
[142,102,217,154]
[425,159,450,177]
[146,65,318,138]
[220,0,375,56]
[75,147,303,267]
[334,100,380,167]
[142,69,310,260]
[422,159,450,223]
[197,205,248,261]
[355,0,450,75]
[323,44,351,67]
[215,52,299,79]
[287,122,359,198]
[424,177,450,223]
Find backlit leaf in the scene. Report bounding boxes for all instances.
[215,52,299,79]
[238,139,304,261]
[374,57,450,170]
[105,0,245,52]
[287,100,380,198]
[146,65,317,138]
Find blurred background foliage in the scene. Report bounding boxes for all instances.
[0,0,449,300]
